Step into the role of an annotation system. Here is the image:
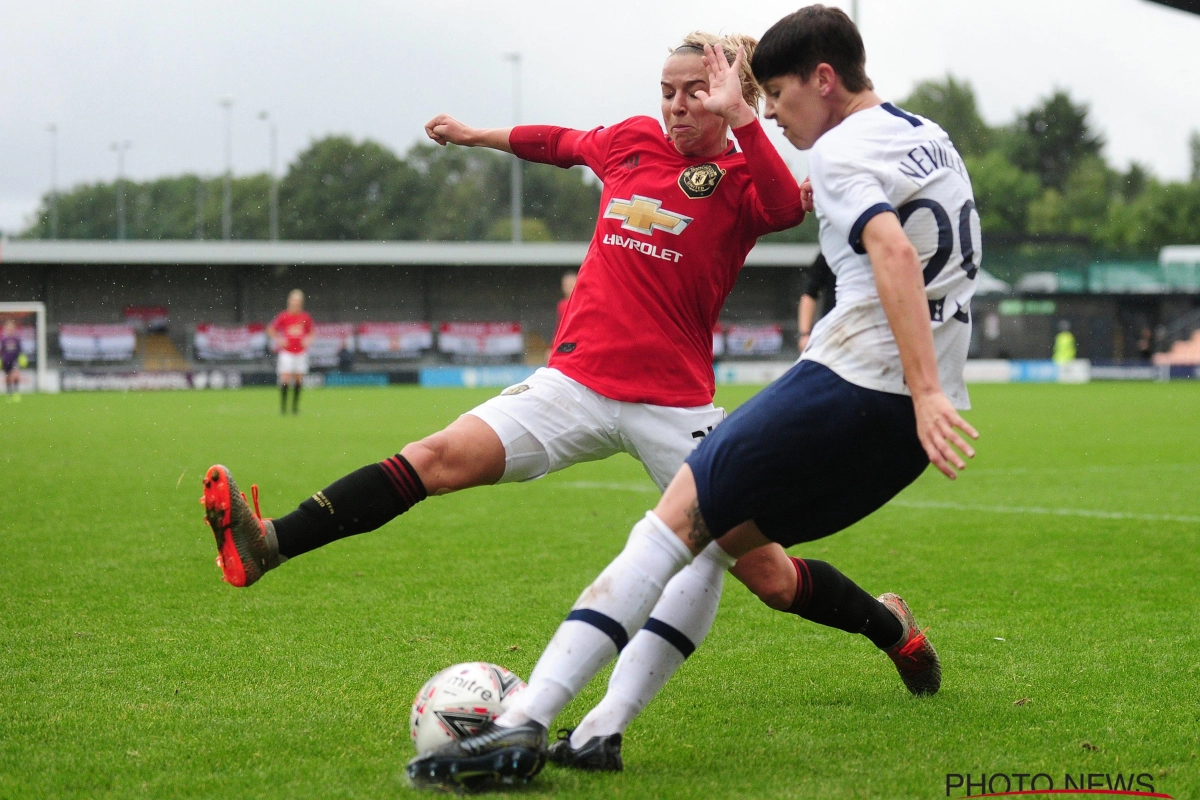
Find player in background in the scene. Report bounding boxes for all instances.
[409,8,981,787]
[2,320,24,400]
[201,33,819,660]
[798,251,834,351]
[555,270,577,335]
[269,289,314,415]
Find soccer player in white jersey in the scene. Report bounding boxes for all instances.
[409,6,981,788]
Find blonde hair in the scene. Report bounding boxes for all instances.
[673,32,762,112]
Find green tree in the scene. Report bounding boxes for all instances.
[404,143,508,240]
[279,136,422,240]
[1099,179,1200,252]
[1028,157,1115,238]
[522,163,601,240]
[898,75,993,157]
[964,151,1041,234]
[1006,90,1104,192]
[24,174,272,240]
[1190,130,1200,183]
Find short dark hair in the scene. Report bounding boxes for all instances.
[751,5,873,93]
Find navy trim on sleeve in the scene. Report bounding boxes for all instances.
[642,617,696,658]
[849,203,897,254]
[880,102,923,127]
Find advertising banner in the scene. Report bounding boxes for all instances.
[724,324,784,357]
[437,322,523,356]
[59,324,137,362]
[194,324,268,361]
[306,323,355,367]
[356,322,434,359]
[123,306,170,333]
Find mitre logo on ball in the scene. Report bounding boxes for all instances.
[409,663,527,755]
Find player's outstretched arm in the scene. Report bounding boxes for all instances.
[862,213,978,479]
[424,114,514,154]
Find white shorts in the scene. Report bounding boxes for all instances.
[465,367,726,490]
[277,351,309,375]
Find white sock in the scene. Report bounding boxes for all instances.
[569,541,734,746]
[497,512,692,728]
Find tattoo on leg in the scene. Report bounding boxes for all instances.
[685,502,713,549]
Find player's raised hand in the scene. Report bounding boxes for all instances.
[913,391,979,479]
[800,177,814,213]
[425,114,476,147]
[695,44,756,129]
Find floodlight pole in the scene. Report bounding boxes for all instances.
[503,52,523,244]
[258,111,280,241]
[47,123,59,239]
[110,140,131,240]
[220,96,234,241]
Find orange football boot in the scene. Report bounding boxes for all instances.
[201,465,281,587]
[878,592,942,695]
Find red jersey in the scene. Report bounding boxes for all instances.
[270,311,314,354]
[511,117,804,407]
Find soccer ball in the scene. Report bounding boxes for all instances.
[409,662,526,755]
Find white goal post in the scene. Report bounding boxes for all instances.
[0,301,48,391]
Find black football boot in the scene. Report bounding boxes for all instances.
[407,721,548,790]
[547,728,624,772]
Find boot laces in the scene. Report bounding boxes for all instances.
[241,484,268,528]
[896,627,930,662]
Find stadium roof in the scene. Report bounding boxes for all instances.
[0,240,820,268]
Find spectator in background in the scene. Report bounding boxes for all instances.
[269,289,315,415]
[2,319,24,401]
[797,252,834,352]
[556,270,577,334]
[1137,326,1154,363]
[337,343,354,374]
[1053,320,1076,365]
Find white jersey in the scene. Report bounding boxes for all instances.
[801,102,979,409]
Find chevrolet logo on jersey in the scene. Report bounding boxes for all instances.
[603,195,692,236]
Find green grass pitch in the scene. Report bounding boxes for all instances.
[2,382,1198,799]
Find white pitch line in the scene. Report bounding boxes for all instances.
[890,499,1200,524]
[557,480,658,493]
[967,462,1200,476]
[555,481,1200,524]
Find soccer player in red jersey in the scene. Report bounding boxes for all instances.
[555,271,577,336]
[202,32,814,730]
[268,289,315,415]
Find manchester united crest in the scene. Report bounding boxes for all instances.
[678,163,726,199]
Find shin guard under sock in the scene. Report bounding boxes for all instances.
[292,382,302,412]
[272,454,427,559]
[787,557,903,649]
[280,384,288,413]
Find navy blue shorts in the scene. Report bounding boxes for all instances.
[686,361,929,548]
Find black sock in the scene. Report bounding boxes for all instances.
[280,384,288,413]
[292,382,302,412]
[272,454,427,559]
[787,558,903,649]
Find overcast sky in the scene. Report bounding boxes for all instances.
[2,0,1198,234]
